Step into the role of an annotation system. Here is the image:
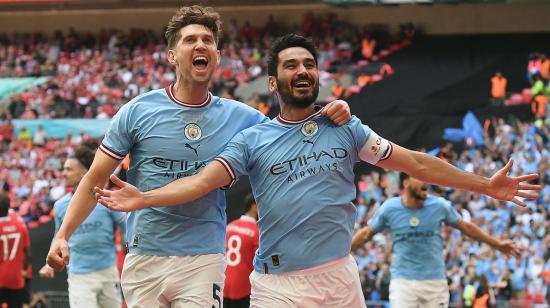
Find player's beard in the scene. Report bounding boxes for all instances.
[411,188,428,201]
[276,78,319,108]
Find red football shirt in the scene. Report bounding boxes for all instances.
[0,213,30,289]
[224,215,259,299]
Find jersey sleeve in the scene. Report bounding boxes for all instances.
[442,199,462,227]
[347,116,392,165]
[368,205,387,233]
[215,132,250,188]
[99,103,135,160]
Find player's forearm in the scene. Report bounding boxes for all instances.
[407,152,490,195]
[459,221,500,248]
[351,227,374,250]
[142,175,213,207]
[56,173,108,240]
[142,161,230,207]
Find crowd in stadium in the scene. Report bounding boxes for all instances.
[0,13,410,120]
[1,9,549,308]
[351,116,550,306]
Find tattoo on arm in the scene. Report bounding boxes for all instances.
[88,188,96,200]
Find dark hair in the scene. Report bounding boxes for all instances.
[244,193,256,213]
[71,146,95,170]
[399,172,410,189]
[165,5,222,48]
[267,34,318,77]
[0,194,10,217]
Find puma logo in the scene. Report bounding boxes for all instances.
[185,143,200,156]
[302,140,314,145]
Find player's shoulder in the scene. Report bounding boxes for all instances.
[381,196,402,209]
[425,195,451,207]
[121,88,170,111]
[53,193,72,211]
[214,96,267,118]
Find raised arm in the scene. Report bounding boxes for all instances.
[455,220,520,257]
[351,226,377,251]
[95,160,231,212]
[47,151,120,271]
[376,143,540,206]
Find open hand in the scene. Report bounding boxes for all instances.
[95,174,147,212]
[487,160,541,207]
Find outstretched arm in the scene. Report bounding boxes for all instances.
[351,226,377,251]
[455,220,520,257]
[376,143,540,206]
[96,160,231,212]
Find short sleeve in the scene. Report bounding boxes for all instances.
[99,104,134,160]
[443,199,462,227]
[215,132,250,188]
[368,205,387,233]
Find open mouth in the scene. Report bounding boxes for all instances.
[293,79,312,89]
[192,56,209,70]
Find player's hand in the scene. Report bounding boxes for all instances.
[39,264,55,279]
[46,238,69,272]
[487,160,541,207]
[321,99,351,126]
[496,239,521,257]
[95,174,147,212]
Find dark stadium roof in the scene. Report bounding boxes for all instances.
[0,0,320,12]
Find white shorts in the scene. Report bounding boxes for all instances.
[68,266,121,308]
[389,278,449,308]
[121,253,225,308]
[250,255,366,308]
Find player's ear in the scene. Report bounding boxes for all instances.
[216,50,221,65]
[268,76,277,94]
[167,50,177,66]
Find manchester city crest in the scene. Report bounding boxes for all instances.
[409,216,420,227]
[301,120,318,137]
[184,123,202,141]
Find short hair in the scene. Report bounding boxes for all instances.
[71,146,95,170]
[244,193,256,213]
[399,172,410,189]
[267,34,318,77]
[165,5,222,48]
[0,194,10,217]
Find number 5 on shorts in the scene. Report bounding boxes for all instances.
[212,283,221,308]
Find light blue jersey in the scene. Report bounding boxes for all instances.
[217,113,392,273]
[369,195,462,280]
[54,193,126,274]
[100,86,267,256]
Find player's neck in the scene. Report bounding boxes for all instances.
[172,81,209,105]
[279,103,316,122]
[402,193,423,209]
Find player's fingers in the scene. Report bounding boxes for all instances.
[510,197,526,207]
[502,160,513,173]
[515,173,539,183]
[97,188,112,198]
[333,114,348,125]
[110,174,127,188]
[518,183,542,191]
[47,251,64,271]
[516,191,538,199]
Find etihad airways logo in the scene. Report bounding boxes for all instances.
[152,157,208,179]
[270,147,348,176]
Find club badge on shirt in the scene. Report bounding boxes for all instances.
[184,123,202,141]
[301,120,318,137]
[409,215,420,227]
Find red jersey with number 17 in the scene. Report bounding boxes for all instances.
[224,215,259,299]
[0,212,30,289]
